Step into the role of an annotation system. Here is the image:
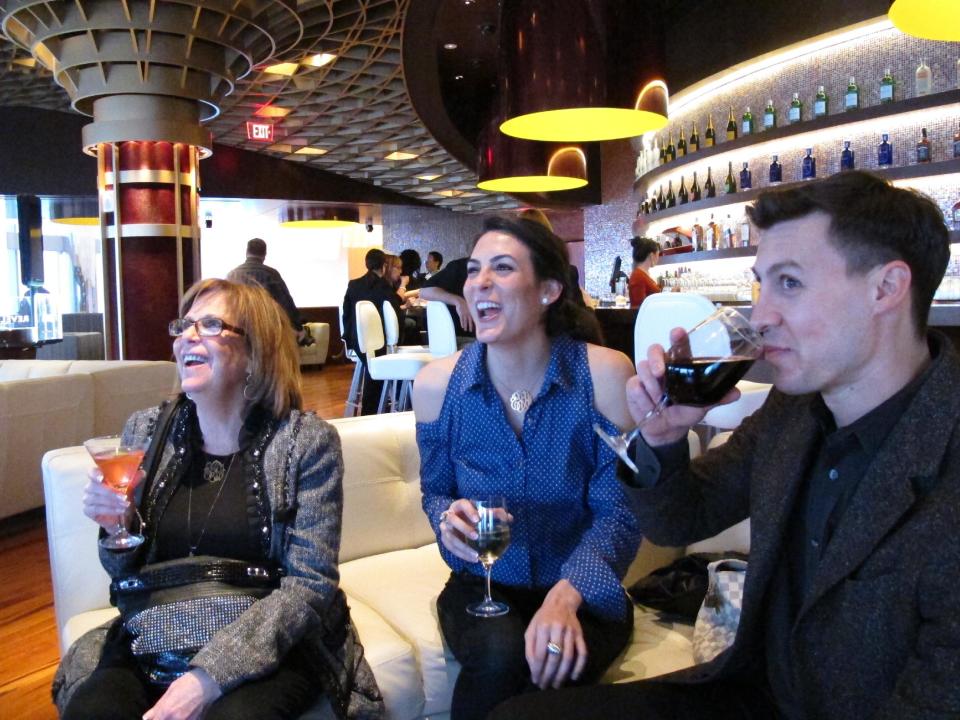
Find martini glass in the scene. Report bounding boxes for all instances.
[84,435,147,550]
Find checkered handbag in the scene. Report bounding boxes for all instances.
[691,558,748,663]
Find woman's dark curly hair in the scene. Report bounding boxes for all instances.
[475,216,602,345]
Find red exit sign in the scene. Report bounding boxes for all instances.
[246,121,274,142]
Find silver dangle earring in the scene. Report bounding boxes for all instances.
[242,372,255,401]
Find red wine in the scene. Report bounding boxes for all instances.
[665,356,755,406]
[468,527,511,564]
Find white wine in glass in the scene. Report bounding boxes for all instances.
[466,496,512,617]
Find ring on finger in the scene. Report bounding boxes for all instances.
[546,641,563,656]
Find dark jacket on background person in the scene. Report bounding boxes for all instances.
[228,257,303,332]
[622,331,960,719]
[341,271,400,356]
[421,257,472,337]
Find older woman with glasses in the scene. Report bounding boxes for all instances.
[57,279,382,720]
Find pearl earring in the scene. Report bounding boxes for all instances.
[541,296,549,305]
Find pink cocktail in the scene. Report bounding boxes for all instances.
[84,435,147,550]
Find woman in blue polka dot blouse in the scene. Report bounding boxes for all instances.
[413,216,642,720]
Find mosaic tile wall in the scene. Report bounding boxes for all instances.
[382,204,485,266]
[584,27,960,298]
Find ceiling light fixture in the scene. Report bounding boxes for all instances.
[498,0,668,142]
[49,197,100,225]
[255,105,292,118]
[280,206,360,228]
[263,62,299,76]
[443,43,459,50]
[416,174,441,181]
[889,0,960,40]
[385,150,419,160]
[293,146,328,155]
[304,52,337,68]
[476,118,588,193]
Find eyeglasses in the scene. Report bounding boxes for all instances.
[168,316,246,338]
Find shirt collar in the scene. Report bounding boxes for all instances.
[460,336,576,402]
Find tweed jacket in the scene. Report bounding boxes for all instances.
[625,332,960,720]
[56,399,383,719]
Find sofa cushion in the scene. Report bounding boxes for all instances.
[602,607,695,683]
[339,544,455,717]
[66,361,179,436]
[0,359,74,380]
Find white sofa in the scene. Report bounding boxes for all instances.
[42,412,747,719]
[300,322,331,368]
[1,359,178,520]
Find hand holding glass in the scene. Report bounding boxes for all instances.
[594,306,763,473]
[84,435,147,550]
[466,496,512,617]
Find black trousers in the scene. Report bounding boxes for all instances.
[359,352,384,415]
[487,674,781,720]
[61,623,320,720]
[437,571,634,720]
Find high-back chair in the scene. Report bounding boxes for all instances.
[425,301,458,358]
[341,305,364,417]
[382,301,428,354]
[356,301,433,413]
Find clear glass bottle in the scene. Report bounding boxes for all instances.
[741,107,754,136]
[916,127,931,163]
[739,162,752,190]
[769,155,783,184]
[722,214,736,249]
[814,85,829,118]
[916,59,932,96]
[801,148,816,179]
[739,210,753,247]
[788,92,803,123]
[763,99,777,130]
[705,214,719,251]
[840,140,855,171]
[844,77,860,111]
[691,218,704,252]
[880,68,895,103]
[878,133,894,167]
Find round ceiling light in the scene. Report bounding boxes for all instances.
[889,0,960,40]
[280,206,360,228]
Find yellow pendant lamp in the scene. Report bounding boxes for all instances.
[889,0,960,41]
[477,116,588,192]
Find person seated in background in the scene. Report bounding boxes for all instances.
[425,250,443,279]
[419,256,475,340]
[342,249,401,415]
[490,170,960,720]
[627,237,661,308]
[227,238,310,346]
[399,249,425,292]
[58,279,381,720]
[413,216,641,720]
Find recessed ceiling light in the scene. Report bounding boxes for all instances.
[454,74,464,81]
[304,53,337,68]
[294,147,328,155]
[385,151,419,161]
[416,174,440,181]
[255,105,292,118]
[264,62,299,76]
[443,43,458,50]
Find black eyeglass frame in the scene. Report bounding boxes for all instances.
[168,316,246,338]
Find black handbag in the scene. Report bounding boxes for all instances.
[626,552,748,620]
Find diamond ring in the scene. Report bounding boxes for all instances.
[546,641,563,656]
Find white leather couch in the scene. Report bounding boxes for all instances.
[1,359,178,520]
[299,322,331,368]
[42,412,746,719]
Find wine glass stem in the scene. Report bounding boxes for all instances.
[628,392,671,441]
[483,562,494,604]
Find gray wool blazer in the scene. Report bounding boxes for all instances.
[625,332,960,720]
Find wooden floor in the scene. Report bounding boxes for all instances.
[0,363,355,720]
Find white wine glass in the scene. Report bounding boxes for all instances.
[466,496,512,618]
[594,306,762,473]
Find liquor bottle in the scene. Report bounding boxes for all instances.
[666,179,676,207]
[658,138,666,165]
[705,167,717,198]
[840,140,855,171]
[738,210,752,247]
[689,122,700,153]
[705,214,719,250]
[691,171,702,201]
[880,68,895,103]
[726,108,738,141]
[741,106,754,136]
[801,148,816,180]
[844,77,860,111]
[724,161,737,194]
[813,85,828,118]
[722,214,736,249]
[677,127,687,158]
[705,114,716,147]
[916,59,932,96]
[739,162,752,190]
[788,92,803,123]
[769,155,783,184]
[953,195,960,231]
[878,133,893,167]
[678,175,689,204]
[763,99,777,130]
[916,127,931,163]
[666,133,676,163]
[657,184,665,211]
[953,122,960,158]
[691,218,705,252]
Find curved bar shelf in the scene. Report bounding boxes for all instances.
[634,89,960,192]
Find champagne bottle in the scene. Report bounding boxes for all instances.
[840,140,855,171]
[814,85,828,118]
[801,148,816,179]
[916,59,932,96]
[726,108,738,141]
[666,133,676,163]
[678,175,689,204]
[677,127,687,158]
[691,171,702,201]
[880,68,895,103]
[658,138,666,165]
[763,99,777,130]
[739,162,752,190]
[666,180,676,207]
[741,106,754,136]
[844,77,860,111]
[769,155,783,184]
[878,133,893,167]
[953,122,960,158]
[788,92,803,123]
[689,122,700,153]
[656,184,665,211]
[705,167,716,198]
[724,161,737,194]
[917,127,931,163]
[705,114,716,147]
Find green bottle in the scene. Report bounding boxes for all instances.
[741,107,755,136]
[724,161,737,194]
[814,85,829,118]
[763,99,777,130]
[844,77,860,111]
[788,92,803,123]
[880,68,895,103]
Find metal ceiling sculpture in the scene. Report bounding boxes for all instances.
[0,0,517,213]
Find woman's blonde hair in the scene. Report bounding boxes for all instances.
[179,278,302,418]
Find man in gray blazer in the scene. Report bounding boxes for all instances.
[491,171,960,719]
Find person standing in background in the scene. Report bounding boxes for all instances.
[628,237,661,308]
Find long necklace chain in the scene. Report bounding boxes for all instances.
[187,453,237,557]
